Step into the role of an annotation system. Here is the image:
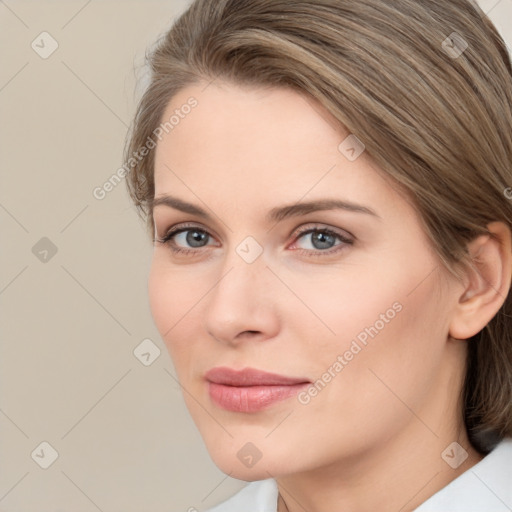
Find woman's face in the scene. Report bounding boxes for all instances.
[149,81,466,479]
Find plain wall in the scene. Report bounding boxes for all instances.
[1,1,511,510]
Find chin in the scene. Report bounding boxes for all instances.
[202,436,304,481]
[211,453,285,481]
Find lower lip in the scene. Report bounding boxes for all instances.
[208,382,310,413]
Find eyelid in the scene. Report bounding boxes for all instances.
[290,223,354,242]
[287,224,354,256]
[155,221,219,243]
[155,221,352,242]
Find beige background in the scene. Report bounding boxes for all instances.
[1,1,511,511]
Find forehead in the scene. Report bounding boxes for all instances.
[163,80,343,130]
[152,81,407,221]
[157,82,345,158]
[159,84,341,172]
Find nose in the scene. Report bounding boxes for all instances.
[203,246,280,346]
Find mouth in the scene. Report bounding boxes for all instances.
[204,367,311,413]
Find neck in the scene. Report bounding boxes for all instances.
[278,425,483,512]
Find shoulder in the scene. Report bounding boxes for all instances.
[204,478,278,512]
[415,437,512,511]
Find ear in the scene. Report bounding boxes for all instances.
[449,221,512,340]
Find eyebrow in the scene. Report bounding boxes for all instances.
[150,194,380,223]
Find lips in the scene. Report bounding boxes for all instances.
[205,367,309,386]
[205,367,310,413]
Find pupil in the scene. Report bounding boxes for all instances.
[313,232,334,250]
[187,230,207,247]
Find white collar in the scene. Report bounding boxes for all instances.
[415,436,512,511]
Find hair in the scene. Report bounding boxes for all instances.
[124,0,512,455]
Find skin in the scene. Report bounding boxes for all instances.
[148,80,511,512]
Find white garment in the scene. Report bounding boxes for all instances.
[205,437,512,511]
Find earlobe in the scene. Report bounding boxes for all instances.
[449,221,512,341]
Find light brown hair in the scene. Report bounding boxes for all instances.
[124,0,512,454]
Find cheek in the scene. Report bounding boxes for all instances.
[302,246,439,350]
[308,267,447,421]
[297,253,447,402]
[282,280,448,466]
[148,259,173,336]
[284,260,404,356]
[148,257,196,366]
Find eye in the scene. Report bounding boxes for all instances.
[289,225,353,256]
[153,223,217,255]
[154,223,354,258]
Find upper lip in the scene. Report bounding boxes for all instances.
[205,367,310,386]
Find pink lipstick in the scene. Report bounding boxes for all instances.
[205,367,310,413]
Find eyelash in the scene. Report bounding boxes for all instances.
[153,222,354,258]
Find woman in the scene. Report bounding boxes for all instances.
[124,1,512,510]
